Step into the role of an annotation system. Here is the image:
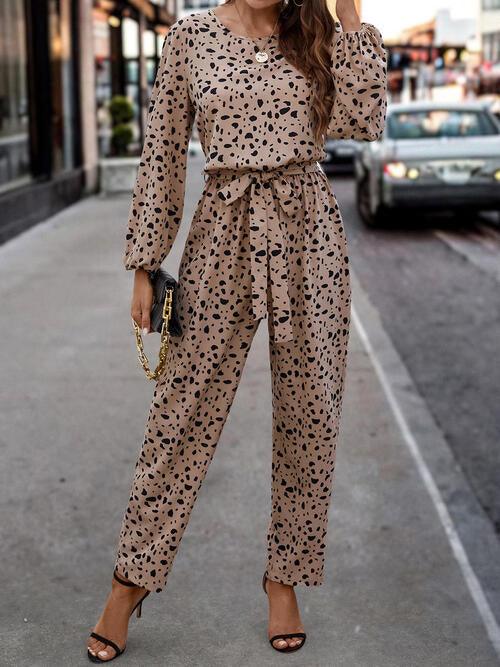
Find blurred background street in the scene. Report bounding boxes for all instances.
[1,0,500,665]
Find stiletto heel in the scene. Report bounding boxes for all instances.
[87,569,150,663]
[262,572,307,653]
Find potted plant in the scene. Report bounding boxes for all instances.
[99,95,140,194]
[109,95,134,156]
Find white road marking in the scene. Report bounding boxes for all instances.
[352,304,500,658]
[435,227,500,283]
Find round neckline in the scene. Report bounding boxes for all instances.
[208,8,279,42]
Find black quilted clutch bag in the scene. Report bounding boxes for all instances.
[148,268,182,336]
[132,268,182,380]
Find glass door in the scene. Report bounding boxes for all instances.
[0,0,30,190]
[48,0,77,173]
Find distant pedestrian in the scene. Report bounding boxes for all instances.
[86,0,387,662]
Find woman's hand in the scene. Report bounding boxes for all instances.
[335,0,361,31]
[131,268,153,334]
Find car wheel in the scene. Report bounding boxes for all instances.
[356,174,373,224]
[356,174,395,227]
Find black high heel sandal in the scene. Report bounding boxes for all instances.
[262,572,307,653]
[87,569,150,663]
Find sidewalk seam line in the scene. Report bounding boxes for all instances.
[352,303,500,658]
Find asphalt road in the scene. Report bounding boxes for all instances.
[331,173,500,533]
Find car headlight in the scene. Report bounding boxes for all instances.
[383,162,420,180]
[384,162,407,179]
[494,169,500,181]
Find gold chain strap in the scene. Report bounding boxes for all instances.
[132,287,173,380]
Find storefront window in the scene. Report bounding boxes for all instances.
[143,30,156,58]
[483,32,500,64]
[48,0,77,173]
[93,8,112,156]
[143,29,158,99]
[122,16,140,142]
[157,32,166,56]
[0,0,30,191]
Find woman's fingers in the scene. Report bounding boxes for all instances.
[131,304,142,328]
[131,270,153,332]
[141,303,151,334]
[131,300,151,332]
[131,302,151,333]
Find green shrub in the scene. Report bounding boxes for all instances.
[109,95,134,126]
[112,123,134,156]
[108,95,134,155]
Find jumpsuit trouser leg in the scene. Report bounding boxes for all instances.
[115,290,261,594]
[263,167,351,586]
[115,163,351,593]
[265,317,349,588]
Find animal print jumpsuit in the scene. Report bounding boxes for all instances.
[115,9,387,593]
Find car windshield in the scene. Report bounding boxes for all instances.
[387,109,499,140]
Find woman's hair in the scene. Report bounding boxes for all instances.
[221,0,337,144]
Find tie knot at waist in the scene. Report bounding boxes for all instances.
[206,161,322,216]
[203,161,324,345]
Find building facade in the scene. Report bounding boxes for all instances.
[0,0,176,242]
[0,0,84,241]
[480,0,500,65]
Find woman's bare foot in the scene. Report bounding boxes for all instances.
[263,576,305,650]
[87,573,149,662]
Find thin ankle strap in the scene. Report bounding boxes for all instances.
[113,568,137,587]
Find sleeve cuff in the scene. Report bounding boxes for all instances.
[124,256,163,272]
[337,21,383,41]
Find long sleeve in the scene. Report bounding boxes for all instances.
[123,22,196,272]
[327,22,387,141]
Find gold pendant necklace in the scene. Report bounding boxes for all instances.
[234,0,280,64]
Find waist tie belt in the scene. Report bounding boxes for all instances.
[203,160,323,345]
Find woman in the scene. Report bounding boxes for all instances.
[87,0,387,661]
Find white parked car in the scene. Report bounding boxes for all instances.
[354,101,500,226]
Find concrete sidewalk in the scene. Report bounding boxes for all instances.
[0,157,498,666]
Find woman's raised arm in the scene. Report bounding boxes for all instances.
[327,19,388,142]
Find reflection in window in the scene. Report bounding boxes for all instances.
[143,29,158,100]
[482,32,500,63]
[157,32,166,58]
[122,17,140,142]
[143,30,156,58]
[93,8,112,157]
[48,0,76,173]
[0,0,30,189]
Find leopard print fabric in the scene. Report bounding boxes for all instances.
[116,10,387,593]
